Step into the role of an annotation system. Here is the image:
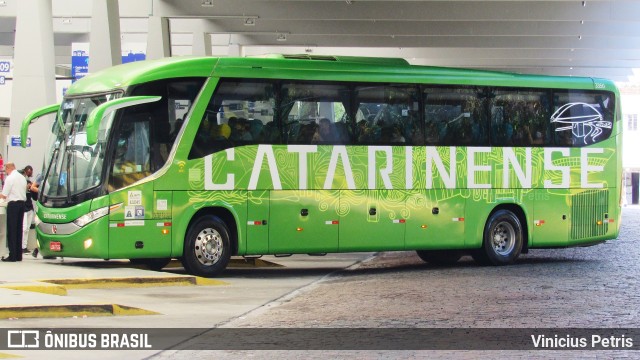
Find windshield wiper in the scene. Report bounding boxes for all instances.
[41,145,60,203]
[64,146,73,205]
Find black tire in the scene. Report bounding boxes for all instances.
[129,258,172,271]
[416,250,462,265]
[476,209,523,265]
[181,215,232,277]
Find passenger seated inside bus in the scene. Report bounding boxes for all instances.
[152,121,172,170]
[188,118,233,159]
[297,122,318,143]
[333,121,352,144]
[312,118,337,143]
[229,117,253,142]
[261,121,280,143]
[525,125,545,145]
[109,132,151,191]
[379,125,405,143]
[248,119,264,141]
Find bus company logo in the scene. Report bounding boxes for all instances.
[43,213,66,220]
[551,102,612,145]
[7,330,39,348]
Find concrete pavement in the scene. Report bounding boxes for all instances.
[0,252,372,320]
[0,255,221,318]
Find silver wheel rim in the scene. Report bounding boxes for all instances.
[491,220,516,256]
[194,227,223,266]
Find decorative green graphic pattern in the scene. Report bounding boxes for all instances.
[192,143,616,222]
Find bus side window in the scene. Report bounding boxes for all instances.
[491,89,551,147]
[188,79,277,159]
[124,78,206,169]
[109,120,151,191]
[424,87,487,146]
[355,84,419,145]
[280,81,352,145]
[552,90,614,146]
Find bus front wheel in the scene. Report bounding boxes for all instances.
[182,215,231,277]
[475,209,523,266]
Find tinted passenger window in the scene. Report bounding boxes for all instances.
[189,80,278,159]
[491,89,551,146]
[112,78,205,190]
[355,85,421,145]
[280,82,351,144]
[424,87,487,146]
[552,91,614,146]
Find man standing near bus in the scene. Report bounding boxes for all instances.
[0,162,27,262]
[21,165,35,253]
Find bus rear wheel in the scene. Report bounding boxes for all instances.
[182,215,231,277]
[475,209,523,266]
[416,250,462,265]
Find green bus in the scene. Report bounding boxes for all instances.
[21,55,622,277]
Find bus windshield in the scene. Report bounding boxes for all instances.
[42,92,121,200]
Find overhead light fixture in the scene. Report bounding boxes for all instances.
[202,0,214,7]
[244,17,256,26]
[0,1,7,7]
[178,15,259,20]
[276,33,287,42]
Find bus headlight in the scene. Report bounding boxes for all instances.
[73,207,109,227]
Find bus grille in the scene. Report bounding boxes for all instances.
[571,190,609,240]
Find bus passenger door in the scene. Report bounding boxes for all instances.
[269,190,339,254]
[107,185,172,258]
[339,190,406,251]
[246,190,270,254]
[404,190,466,250]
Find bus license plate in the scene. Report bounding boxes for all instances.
[50,242,62,251]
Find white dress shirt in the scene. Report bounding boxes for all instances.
[2,170,28,202]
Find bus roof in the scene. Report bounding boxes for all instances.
[66,55,615,96]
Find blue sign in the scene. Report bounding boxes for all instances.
[71,50,89,82]
[0,76,4,85]
[59,172,67,186]
[10,135,30,147]
[122,52,146,64]
[71,51,146,82]
[0,61,9,72]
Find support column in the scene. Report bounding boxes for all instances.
[9,0,56,170]
[228,44,241,57]
[192,20,212,56]
[146,16,171,60]
[89,0,122,73]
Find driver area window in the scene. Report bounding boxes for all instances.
[109,78,204,191]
